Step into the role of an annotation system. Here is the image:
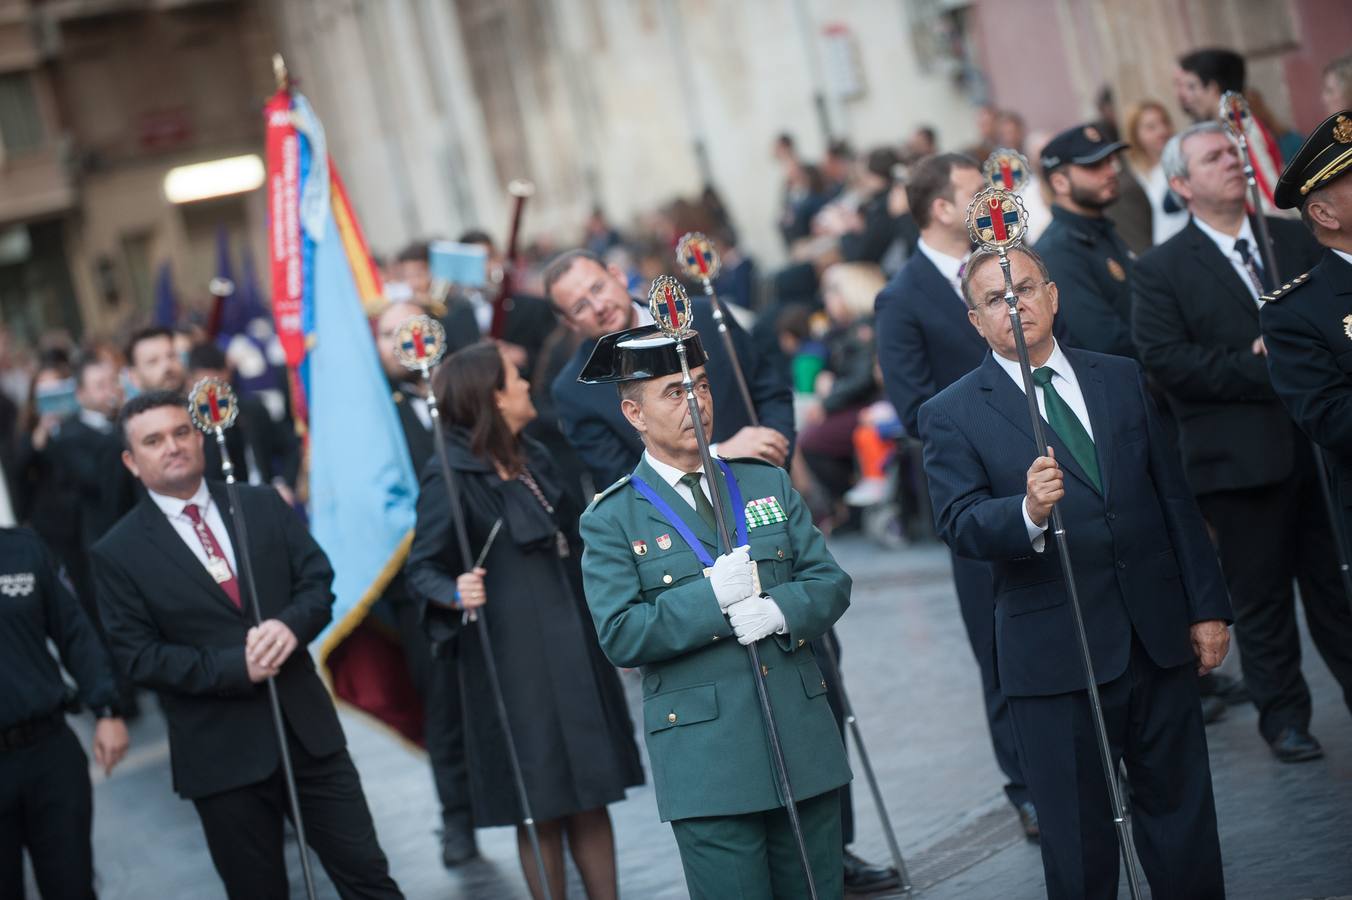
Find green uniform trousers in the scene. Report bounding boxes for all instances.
[670,789,843,899]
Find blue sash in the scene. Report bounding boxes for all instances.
[629,459,747,566]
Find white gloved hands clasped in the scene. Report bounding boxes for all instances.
[708,546,755,611]
[727,593,787,645]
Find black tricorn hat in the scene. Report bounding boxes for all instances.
[1273,109,1352,209]
[576,325,707,385]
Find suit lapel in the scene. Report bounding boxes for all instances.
[634,458,720,553]
[914,253,985,350]
[138,497,242,614]
[977,355,1098,493]
[1187,222,1260,323]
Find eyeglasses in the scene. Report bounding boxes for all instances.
[975,280,1048,312]
[566,280,611,320]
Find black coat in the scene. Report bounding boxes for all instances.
[1131,216,1323,495]
[93,483,344,799]
[404,430,643,826]
[551,298,795,489]
[1261,249,1352,556]
[1036,205,1138,359]
[202,395,300,488]
[441,290,560,379]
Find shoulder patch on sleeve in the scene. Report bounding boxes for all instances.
[587,474,632,510]
[1261,270,1312,304]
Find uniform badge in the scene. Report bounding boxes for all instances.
[0,572,35,597]
[745,497,789,528]
[1083,125,1102,142]
[656,533,673,551]
[188,377,239,433]
[965,188,1027,250]
[1106,258,1127,282]
[1342,314,1352,342]
[1335,115,1352,144]
[982,148,1030,193]
[632,540,648,557]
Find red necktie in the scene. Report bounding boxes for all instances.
[183,503,242,608]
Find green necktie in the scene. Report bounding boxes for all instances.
[1031,366,1101,492]
[679,472,719,530]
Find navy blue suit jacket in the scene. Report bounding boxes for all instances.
[552,299,795,488]
[875,251,989,436]
[917,348,1231,697]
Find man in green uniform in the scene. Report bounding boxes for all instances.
[577,324,852,899]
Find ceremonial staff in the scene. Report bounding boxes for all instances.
[1220,92,1352,604]
[489,180,535,340]
[649,276,820,899]
[964,189,1146,900]
[676,234,912,890]
[187,378,318,900]
[392,316,553,900]
[675,232,759,426]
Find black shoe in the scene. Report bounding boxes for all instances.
[1016,801,1040,842]
[1200,695,1227,725]
[842,849,900,893]
[1199,672,1250,706]
[440,823,479,868]
[1268,727,1324,763]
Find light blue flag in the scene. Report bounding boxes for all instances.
[306,210,417,655]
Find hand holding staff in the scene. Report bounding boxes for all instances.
[187,377,319,900]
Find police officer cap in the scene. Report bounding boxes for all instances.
[576,324,707,385]
[1273,109,1352,209]
[1039,123,1129,174]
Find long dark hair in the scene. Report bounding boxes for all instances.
[435,341,523,475]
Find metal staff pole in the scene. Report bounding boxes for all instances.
[678,228,914,889]
[1220,92,1352,603]
[649,276,819,899]
[187,378,318,900]
[392,318,553,900]
[675,232,759,426]
[965,191,1145,900]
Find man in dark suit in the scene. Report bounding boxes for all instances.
[186,343,301,501]
[1261,110,1352,577]
[547,250,794,489]
[1132,120,1352,763]
[93,391,402,899]
[919,245,1232,900]
[874,152,1038,838]
[374,299,476,867]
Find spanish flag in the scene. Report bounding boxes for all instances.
[265,79,424,743]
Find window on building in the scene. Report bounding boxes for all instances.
[0,72,46,156]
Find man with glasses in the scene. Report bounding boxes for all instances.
[918,245,1231,900]
[545,250,794,489]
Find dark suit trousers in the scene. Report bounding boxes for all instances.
[1197,460,1352,741]
[0,725,93,900]
[1008,639,1223,900]
[192,724,401,900]
[391,598,473,829]
[951,552,1029,808]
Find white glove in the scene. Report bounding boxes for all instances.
[727,593,786,645]
[708,546,755,611]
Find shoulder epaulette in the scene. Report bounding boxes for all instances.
[1261,270,1312,303]
[587,474,632,509]
[719,456,777,468]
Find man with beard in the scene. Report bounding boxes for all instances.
[1034,125,1139,358]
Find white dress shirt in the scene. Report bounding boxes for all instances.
[990,341,1094,552]
[1192,215,1265,302]
[147,479,237,572]
[643,451,714,513]
[1138,163,1189,246]
[916,238,969,301]
[78,408,113,433]
[1335,249,1352,268]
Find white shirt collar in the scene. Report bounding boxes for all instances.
[916,237,969,288]
[632,300,655,327]
[1192,214,1256,258]
[147,479,211,520]
[643,450,701,489]
[991,339,1075,388]
[1333,249,1352,268]
[77,407,112,432]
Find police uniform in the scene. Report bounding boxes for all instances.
[0,528,121,899]
[1262,109,1352,565]
[1034,125,1139,359]
[576,326,853,900]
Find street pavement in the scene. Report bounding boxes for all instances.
[50,536,1352,899]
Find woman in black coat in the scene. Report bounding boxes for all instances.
[406,342,643,900]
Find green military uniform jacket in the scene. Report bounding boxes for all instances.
[579,456,853,823]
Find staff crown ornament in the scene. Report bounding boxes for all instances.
[675,232,722,282]
[394,315,448,372]
[966,187,1029,252]
[188,377,239,434]
[648,275,694,337]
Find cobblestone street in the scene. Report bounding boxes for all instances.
[65,537,1352,899]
